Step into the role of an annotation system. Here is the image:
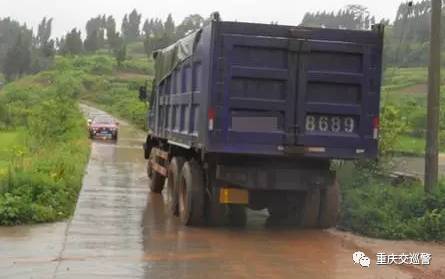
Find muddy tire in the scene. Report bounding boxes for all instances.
[150,171,165,194]
[207,189,247,227]
[300,189,321,228]
[178,161,205,226]
[318,178,340,229]
[207,188,230,226]
[166,157,186,216]
[148,150,165,194]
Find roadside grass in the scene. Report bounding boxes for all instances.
[120,57,154,75]
[393,135,425,156]
[0,58,91,225]
[338,163,445,241]
[0,130,25,174]
[0,130,22,156]
[383,67,428,91]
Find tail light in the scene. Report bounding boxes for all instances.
[208,107,216,131]
[372,116,379,139]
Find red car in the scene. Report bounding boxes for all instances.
[88,116,119,140]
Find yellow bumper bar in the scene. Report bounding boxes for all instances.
[219,188,249,205]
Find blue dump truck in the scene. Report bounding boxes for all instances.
[142,14,384,228]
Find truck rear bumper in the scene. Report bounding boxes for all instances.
[207,143,377,160]
[213,156,334,191]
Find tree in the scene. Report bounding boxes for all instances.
[3,30,32,80]
[176,14,204,38]
[105,16,117,47]
[301,5,373,30]
[0,18,24,73]
[60,28,83,55]
[122,9,141,42]
[112,33,127,67]
[84,16,106,52]
[164,14,175,36]
[142,19,153,37]
[36,17,53,48]
[31,17,55,73]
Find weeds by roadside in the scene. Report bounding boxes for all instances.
[0,58,90,225]
[339,164,445,241]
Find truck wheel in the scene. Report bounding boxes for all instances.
[148,151,165,194]
[166,157,186,216]
[266,192,300,226]
[318,178,340,229]
[228,205,247,227]
[207,188,230,226]
[178,161,205,226]
[146,160,153,178]
[150,170,165,194]
[300,190,320,228]
[208,197,247,227]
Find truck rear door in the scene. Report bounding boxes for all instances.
[293,28,382,158]
[218,24,382,158]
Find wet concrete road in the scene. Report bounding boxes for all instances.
[0,104,444,279]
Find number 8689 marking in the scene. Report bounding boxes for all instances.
[305,115,355,133]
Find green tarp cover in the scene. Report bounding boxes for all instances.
[153,30,201,84]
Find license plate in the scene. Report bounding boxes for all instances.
[305,115,357,134]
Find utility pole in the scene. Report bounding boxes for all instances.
[425,0,441,193]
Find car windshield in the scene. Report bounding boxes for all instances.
[93,117,114,125]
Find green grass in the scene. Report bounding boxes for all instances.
[338,163,445,241]
[393,135,425,155]
[127,42,147,59]
[383,67,428,91]
[0,131,21,155]
[0,130,24,175]
[120,57,154,75]
[380,67,445,156]
[0,57,92,225]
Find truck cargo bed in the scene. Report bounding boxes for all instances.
[149,19,383,160]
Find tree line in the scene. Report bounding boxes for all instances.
[301,5,383,30]
[301,1,445,67]
[57,10,208,65]
[0,17,55,81]
[3,2,443,82]
[0,10,207,81]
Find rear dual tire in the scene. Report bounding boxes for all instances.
[207,189,247,227]
[300,177,340,229]
[170,159,247,227]
[266,177,340,229]
[178,161,205,226]
[148,150,166,194]
[166,157,186,216]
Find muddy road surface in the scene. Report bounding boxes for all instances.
[0,104,443,279]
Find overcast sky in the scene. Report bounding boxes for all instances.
[1,0,404,37]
